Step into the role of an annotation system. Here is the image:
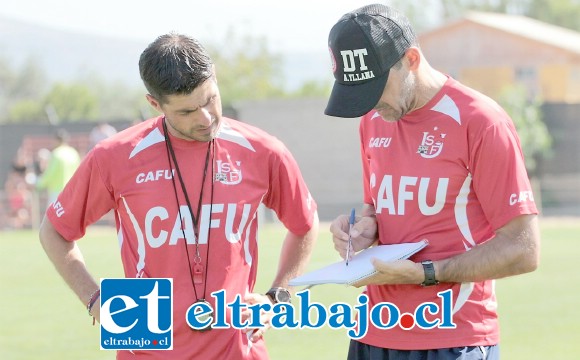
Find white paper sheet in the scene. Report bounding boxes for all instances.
[289,239,429,286]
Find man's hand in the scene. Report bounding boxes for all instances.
[241,293,273,342]
[351,259,423,288]
[90,300,101,324]
[330,214,377,260]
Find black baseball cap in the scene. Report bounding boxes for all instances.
[325,4,416,118]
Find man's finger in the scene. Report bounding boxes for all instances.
[249,328,264,342]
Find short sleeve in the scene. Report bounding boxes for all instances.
[468,111,538,230]
[360,114,374,206]
[45,149,115,241]
[262,142,317,236]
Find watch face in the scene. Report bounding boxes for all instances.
[275,288,291,303]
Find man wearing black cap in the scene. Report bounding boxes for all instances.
[326,4,540,360]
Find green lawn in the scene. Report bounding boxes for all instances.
[0,218,578,359]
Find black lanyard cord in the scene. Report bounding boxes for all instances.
[162,118,213,300]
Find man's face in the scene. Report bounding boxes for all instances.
[147,77,223,142]
[373,62,416,122]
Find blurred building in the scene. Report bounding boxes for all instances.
[419,11,580,102]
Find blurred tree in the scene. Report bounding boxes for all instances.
[441,0,514,19]
[289,80,332,98]
[42,82,99,123]
[0,57,15,120]
[0,56,47,122]
[389,0,442,31]
[10,58,47,100]
[524,0,580,31]
[77,73,149,122]
[0,57,14,88]
[7,100,45,122]
[206,29,286,106]
[439,0,580,31]
[497,84,552,177]
[0,30,302,123]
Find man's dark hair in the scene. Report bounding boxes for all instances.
[139,33,214,103]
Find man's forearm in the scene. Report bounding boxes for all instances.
[39,217,99,307]
[436,214,540,283]
[271,212,319,289]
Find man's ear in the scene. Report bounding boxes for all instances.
[405,47,421,71]
[145,94,163,113]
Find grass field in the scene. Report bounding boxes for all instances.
[0,218,578,359]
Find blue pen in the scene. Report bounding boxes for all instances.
[346,208,355,266]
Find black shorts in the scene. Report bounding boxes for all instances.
[347,340,499,360]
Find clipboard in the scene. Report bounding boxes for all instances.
[289,239,429,286]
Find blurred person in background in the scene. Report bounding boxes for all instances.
[36,129,81,207]
[3,161,32,229]
[34,148,52,176]
[89,121,117,148]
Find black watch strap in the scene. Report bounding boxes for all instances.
[421,260,439,286]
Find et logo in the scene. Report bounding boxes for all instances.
[100,278,173,350]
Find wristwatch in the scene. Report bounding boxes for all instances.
[266,287,291,304]
[420,260,439,286]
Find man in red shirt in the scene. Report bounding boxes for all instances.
[39,33,319,359]
[325,4,540,359]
